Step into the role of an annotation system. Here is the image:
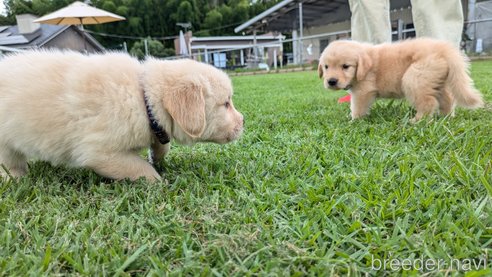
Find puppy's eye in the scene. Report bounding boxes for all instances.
[342,64,350,70]
[324,65,328,69]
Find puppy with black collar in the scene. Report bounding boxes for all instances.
[0,51,244,181]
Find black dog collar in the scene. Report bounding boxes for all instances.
[143,94,170,144]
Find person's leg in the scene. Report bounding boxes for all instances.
[410,0,464,47]
[348,0,392,44]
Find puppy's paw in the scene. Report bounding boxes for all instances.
[409,116,434,124]
[350,113,368,120]
[149,143,170,165]
[0,166,27,179]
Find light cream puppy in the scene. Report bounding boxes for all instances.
[0,51,243,181]
[318,38,484,122]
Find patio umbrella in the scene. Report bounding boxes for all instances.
[34,1,125,31]
[178,30,189,56]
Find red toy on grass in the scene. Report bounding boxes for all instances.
[338,94,351,103]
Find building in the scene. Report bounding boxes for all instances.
[234,0,492,65]
[174,31,284,69]
[0,14,104,54]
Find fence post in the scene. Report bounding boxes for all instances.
[273,49,277,70]
[144,39,149,56]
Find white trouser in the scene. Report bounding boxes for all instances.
[348,0,464,47]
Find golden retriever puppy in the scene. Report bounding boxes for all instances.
[0,51,243,181]
[318,38,484,122]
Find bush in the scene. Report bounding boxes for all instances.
[130,38,175,59]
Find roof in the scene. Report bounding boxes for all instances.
[0,23,104,50]
[0,45,24,52]
[235,0,411,33]
[0,24,64,48]
[192,35,283,42]
[190,34,283,51]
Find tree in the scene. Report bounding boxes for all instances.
[202,9,222,36]
[4,0,33,15]
[231,0,250,25]
[176,1,193,24]
[0,15,13,25]
[129,38,174,59]
[1,0,281,49]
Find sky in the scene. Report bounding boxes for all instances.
[0,3,5,16]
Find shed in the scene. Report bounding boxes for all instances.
[0,14,104,54]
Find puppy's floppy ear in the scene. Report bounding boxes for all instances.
[162,81,206,138]
[356,51,372,81]
[318,63,323,78]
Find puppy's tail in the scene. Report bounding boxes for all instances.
[446,49,484,109]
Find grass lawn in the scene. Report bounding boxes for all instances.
[1,61,491,276]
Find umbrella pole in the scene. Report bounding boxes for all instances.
[79,18,87,52]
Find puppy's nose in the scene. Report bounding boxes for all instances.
[242,115,245,126]
[328,78,338,86]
